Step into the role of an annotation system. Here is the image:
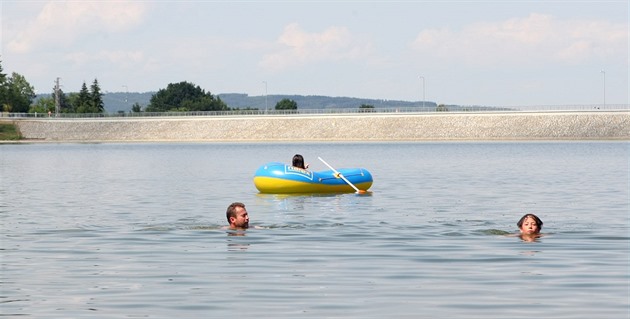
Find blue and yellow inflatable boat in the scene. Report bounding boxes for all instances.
[254,162,373,194]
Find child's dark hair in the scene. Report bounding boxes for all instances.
[292,154,306,169]
[517,213,543,229]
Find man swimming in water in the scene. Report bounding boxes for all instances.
[226,202,249,230]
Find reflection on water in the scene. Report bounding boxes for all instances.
[1,142,628,318]
[226,233,250,251]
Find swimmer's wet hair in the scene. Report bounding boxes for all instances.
[226,202,245,222]
[516,213,543,229]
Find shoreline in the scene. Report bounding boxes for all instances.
[3,111,629,143]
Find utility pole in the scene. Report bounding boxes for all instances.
[122,85,129,106]
[600,70,606,108]
[54,77,61,115]
[418,76,425,110]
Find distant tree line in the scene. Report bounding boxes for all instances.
[1,59,404,114]
[142,82,298,112]
[0,59,106,114]
[29,79,105,114]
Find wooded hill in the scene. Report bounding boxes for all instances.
[36,92,489,114]
[99,92,438,113]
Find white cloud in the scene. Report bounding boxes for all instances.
[555,19,628,62]
[8,1,147,53]
[259,23,373,71]
[411,13,628,67]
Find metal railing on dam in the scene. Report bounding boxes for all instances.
[2,104,628,119]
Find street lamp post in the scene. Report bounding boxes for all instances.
[262,81,268,113]
[600,70,606,108]
[122,85,128,106]
[418,76,425,110]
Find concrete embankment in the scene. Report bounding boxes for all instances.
[5,111,629,142]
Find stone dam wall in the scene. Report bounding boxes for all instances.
[6,111,629,142]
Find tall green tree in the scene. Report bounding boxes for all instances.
[0,60,7,108]
[275,98,298,110]
[90,79,104,113]
[74,82,92,113]
[145,81,228,112]
[0,60,36,113]
[4,72,36,113]
[0,60,6,84]
[71,79,104,113]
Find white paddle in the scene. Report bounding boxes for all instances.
[318,156,366,194]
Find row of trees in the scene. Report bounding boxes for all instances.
[1,60,106,114]
[144,81,300,112]
[0,59,300,114]
[38,80,105,114]
[2,60,445,114]
[29,79,105,114]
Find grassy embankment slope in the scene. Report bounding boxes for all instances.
[0,122,21,140]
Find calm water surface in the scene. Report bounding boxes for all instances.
[1,142,628,318]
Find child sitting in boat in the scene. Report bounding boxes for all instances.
[292,154,309,169]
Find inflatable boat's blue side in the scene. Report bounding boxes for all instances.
[253,162,373,194]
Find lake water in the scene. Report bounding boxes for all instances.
[1,141,628,318]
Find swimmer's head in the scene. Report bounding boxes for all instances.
[517,213,543,235]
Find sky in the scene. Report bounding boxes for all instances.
[1,0,628,107]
